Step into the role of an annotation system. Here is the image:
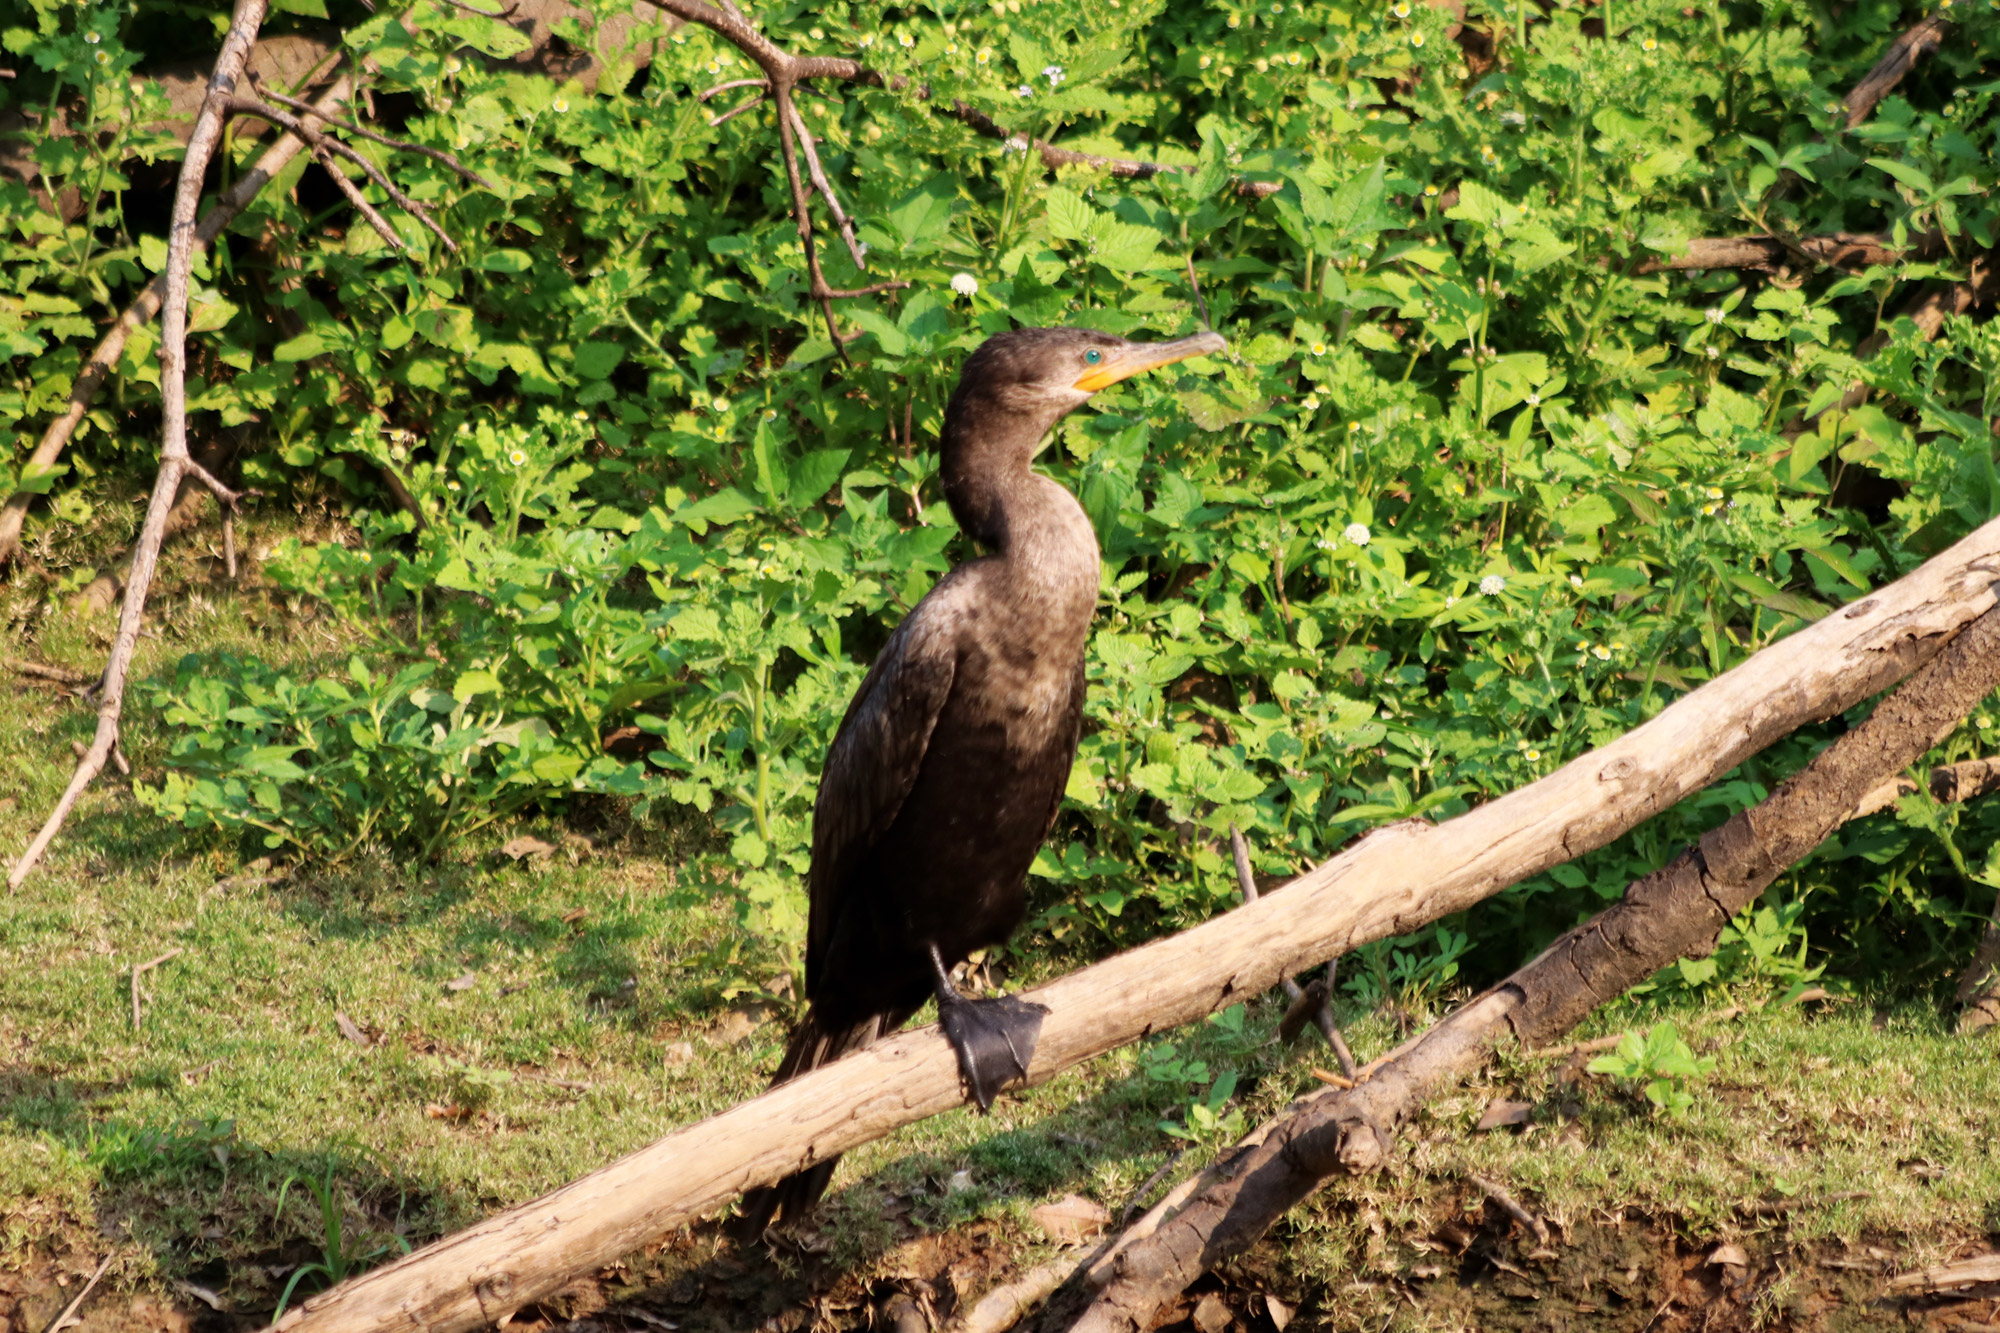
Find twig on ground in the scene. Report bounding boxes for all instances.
[1035,602,2000,1333]
[1470,1174,1551,1248]
[1119,1150,1187,1224]
[131,947,185,1030]
[39,1255,113,1333]
[7,0,268,892]
[946,1263,1073,1333]
[0,73,354,571]
[5,659,92,687]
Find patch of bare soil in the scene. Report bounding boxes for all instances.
[10,1203,2000,1333]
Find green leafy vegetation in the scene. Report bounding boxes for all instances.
[4,0,2000,1315]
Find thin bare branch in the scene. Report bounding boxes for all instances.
[227,96,460,254]
[786,100,867,270]
[709,93,767,128]
[0,74,354,570]
[312,141,409,251]
[697,76,769,102]
[10,0,271,891]
[249,73,496,189]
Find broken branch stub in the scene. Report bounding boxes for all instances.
[261,517,2000,1333]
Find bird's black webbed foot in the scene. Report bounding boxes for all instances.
[929,944,1049,1112]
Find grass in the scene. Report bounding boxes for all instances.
[4,502,2000,1330]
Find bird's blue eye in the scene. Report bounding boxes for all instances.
[1085,349,1103,364]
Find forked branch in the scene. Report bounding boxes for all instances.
[7,0,269,891]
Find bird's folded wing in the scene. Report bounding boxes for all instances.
[805,603,959,972]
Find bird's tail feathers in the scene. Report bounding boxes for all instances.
[734,1005,911,1240]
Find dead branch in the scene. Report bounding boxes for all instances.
[247,73,495,189]
[0,74,355,571]
[6,0,267,892]
[1043,601,2000,1333]
[1844,13,1953,129]
[4,659,92,687]
[130,947,185,1030]
[259,519,2000,1333]
[1639,230,1949,275]
[225,95,460,253]
[1851,755,2000,820]
[1469,1174,1549,1248]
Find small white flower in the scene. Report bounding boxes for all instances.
[1641,36,1658,51]
[1002,136,1028,154]
[1043,64,1065,85]
[1301,395,1320,410]
[1016,84,1033,97]
[898,30,914,46]
[950,271,979,296]
[1392,0,1411,13]
[712,397,729,412]
[1592,643,1612,660]
[507,448,529,467]
[447,480,461,492]
[976,47,992,63]
[94,49,109,64]
[1411,31,1425,47]
[1479,575,1506,596]
[1344,522,1372,546]
[1286,51,1302,65]
[859,32,875,46]
[1706,346,1721,360]
[1525,392,1541,406]
[1570,574,1584,589]
[1310,341,1328,355]
[1199,54,1212,68]
[1226,13,1240,26]
[552,96,570,113]
[85,30,100,42]
[1445,595,1459,607]
[1705,306,1724,324]
[1525,748,1541,761]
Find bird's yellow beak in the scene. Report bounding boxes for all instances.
[1072,330,1229,393]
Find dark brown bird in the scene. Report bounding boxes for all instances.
[738,325,1226,1234]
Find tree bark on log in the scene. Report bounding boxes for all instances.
[1044,599,2000,1333]
[259,516,2000,1333]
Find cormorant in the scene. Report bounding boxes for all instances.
[738,325,1226,1235]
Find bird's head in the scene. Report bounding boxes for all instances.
[947,327,1228,449]
[939,325,1229,545]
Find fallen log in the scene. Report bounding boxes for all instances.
[1045,597,2000,1333]
[263,518,2000,1333]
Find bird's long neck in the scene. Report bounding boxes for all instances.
[940,405,1100,626]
